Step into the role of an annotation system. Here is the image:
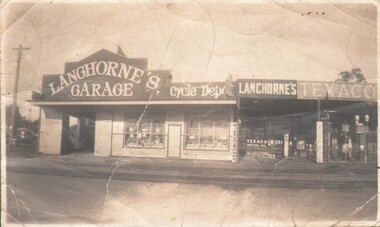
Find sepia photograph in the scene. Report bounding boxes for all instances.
[1,0,378,226]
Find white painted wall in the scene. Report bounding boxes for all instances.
[38,107,63,155]
[111,111,124,156]
[94,111,113,156]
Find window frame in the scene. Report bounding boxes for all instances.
[184,114,230,151]
[123,113,165,149]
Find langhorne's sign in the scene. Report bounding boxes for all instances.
[236,79,297,99]
[41,49,234,101]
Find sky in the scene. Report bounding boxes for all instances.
[1,0,378,119]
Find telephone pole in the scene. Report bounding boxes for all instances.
[9,44,30,151]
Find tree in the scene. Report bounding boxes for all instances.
[336,68,366,82]
[351,68,365,82]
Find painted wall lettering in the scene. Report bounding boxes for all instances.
[169,84,226,99]
[70,82,133,97]
[298,81,377,101]
[246,138,284,148]
[170,84,197,98]
[48,61,148,96]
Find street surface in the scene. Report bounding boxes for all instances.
[3,145,379,226]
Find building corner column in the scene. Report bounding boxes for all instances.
[94,111,113,156]
[38,107,63,155]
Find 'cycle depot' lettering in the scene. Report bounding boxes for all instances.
[170,84,225,99]
[48,61,160,96]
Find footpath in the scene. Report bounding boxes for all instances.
[4,146,379,226]
[6,147,377,190]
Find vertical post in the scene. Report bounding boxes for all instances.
[362,134,367,163]
[344,131,348,161]
[342,122,349,161]
[326,122,331,163]
[316,121,324,163]
[232,100,240,163]
[355,115,369,163]
[323,121,328,162]
[9,44,30,151]
[317,99,321,121]
[284,133,289,158]
[364,114,369,163]
[231,109,239,163]
[28,107,32,130]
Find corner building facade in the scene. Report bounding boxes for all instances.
[32,49,237,161]
[32,48,377,163]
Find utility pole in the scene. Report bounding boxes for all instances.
[9,44,30,151]
[28,107,32,130]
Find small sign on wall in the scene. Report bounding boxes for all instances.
[316,121,324,163]
[232,122,238,162]
[284,133,289,158]
[342,124,349,133]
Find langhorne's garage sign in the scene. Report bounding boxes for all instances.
[41,49,234,101]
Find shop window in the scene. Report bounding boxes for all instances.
[124,114,164,148]
[185,114,229,150]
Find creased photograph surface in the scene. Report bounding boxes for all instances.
[1,0,378,226]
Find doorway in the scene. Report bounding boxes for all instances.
[61,112,95,154]
[167,124,181,157]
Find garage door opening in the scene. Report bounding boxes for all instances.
[61,113,95,154]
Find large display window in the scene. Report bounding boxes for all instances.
[185,114,229,150]
[124,114,164,148]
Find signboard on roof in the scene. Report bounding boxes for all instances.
[236,79,297,99]
[297,81,377,101]
[40,49,234,101]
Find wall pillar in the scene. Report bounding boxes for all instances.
[316,121,324,163]
[94,111,113,156]
[38,107,63,155]
[284,133,289,158]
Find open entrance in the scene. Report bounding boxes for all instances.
[319,102,378,162]
[61,112,95,154]
[239,98,318,159]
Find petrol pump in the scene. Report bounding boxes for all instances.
[316,112,331,163]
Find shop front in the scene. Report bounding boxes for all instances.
[30,49,377,162]
[31,49,237,160]
[236,79,301,159]
[236,79,377,162]
[298,81,377,163]
[109,104,235,160]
